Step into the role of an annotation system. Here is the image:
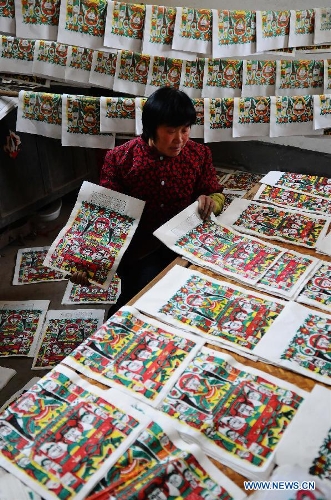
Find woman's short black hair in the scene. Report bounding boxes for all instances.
[142,87,196,141]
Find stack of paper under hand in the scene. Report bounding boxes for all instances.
[155,346,307,481]
[275,384,331,483]
[153,201,320,300]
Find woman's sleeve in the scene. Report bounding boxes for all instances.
[198,145,223,195]
[99,148,125,192]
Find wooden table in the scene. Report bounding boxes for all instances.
[72,182,331,494]
[125,183,331,492]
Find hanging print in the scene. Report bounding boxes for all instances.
[14,0,60,40]
[212,9,256,57]
[16,91,62,140]
[104,1,145,52]
[172,7,212,55]
[0,0,15,34]
[202,58,242,98]
[255,10,290,52]
[242,60,276,97]
[57,0,107,48]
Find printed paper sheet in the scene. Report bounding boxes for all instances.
[32,41,68,82]
[256,250,319,299]
[14,0,60,41]
[43,181,145,288]
[172,7,212,55]
[254,184,331,217]
[32,309,105,370]
[241,60,276,97]
[88,407,245,500]
[88,49,117,89]
[255,10,290,52]
[100,96,136,134]
[0,365,150,500]
[142,4,195,60]
[154,201,285,286]
[0,301,49,358]
[0,1,15,34]
[314,7,331,45]
[276,384,331,481]
[13,247,66,285]
[218,198,330,248]
[254,301,331,385]
[260,171,331,199]
[296,261,331,312]
[61,276,121,305]
[16,91,62,140]
[134,265,286,357]
[202,59,242,98]
[65,306,204,407]
[156,346,306,480]
[62,95,115,149]
[212,10,256,58]
[104,1,145,52]
[57,0,106,49]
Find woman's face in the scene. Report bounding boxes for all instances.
[150,124,191,157]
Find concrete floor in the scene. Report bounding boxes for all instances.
[0,191,110,408]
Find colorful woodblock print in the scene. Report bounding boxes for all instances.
[47,200,134,285]
[1,36,35,62]
[261,11,290,39]
[105,97,135,120]
[217,10,256,47]
[34,312,104,368]
[258,252,316,294]
[69,308,197,401]
[309,428,331,480]
[256,185,331,216]
[179,8,211,42]
[159,275,284,350]
[205,59,242,91]
[274,172,331,199]
[64,276,120,304]
[37,41,68,67]
[93,50,117,77]
[279,60,323,91]
[275,96,313,126]
[280,312,331,380]
[117,50,150,85]
[0,0,15,20]
[22,0,60,26]
[111,2,145,40]
[22,92,62,126]
[244,60,276,86]
[222,171,263,191]
[14,247,65,285]
[0,304,47,357]
[232,204,327,247]
[297,263,331,310]
[89,421,233,499]
[64,0,107,37]
[148,5,176,46]
[175,221,282,282]
[0,369,141,500]
[159,349,303,467]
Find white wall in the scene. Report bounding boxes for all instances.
[155,0,331,154]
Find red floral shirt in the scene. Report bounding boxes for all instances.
[101,136,222,230]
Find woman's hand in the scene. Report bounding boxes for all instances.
[70,270,91,287]
[197,195,216,221]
